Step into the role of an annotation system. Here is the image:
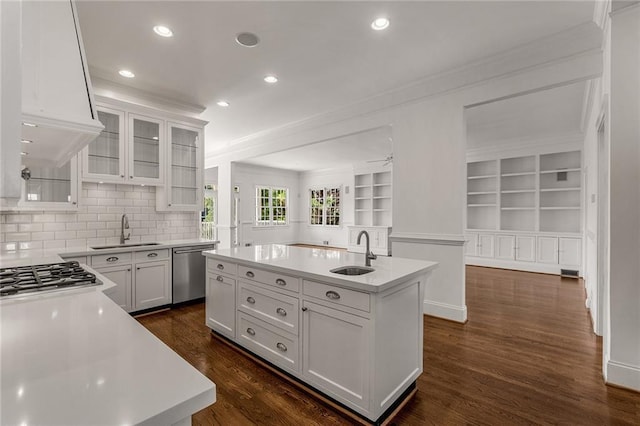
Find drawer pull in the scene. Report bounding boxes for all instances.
[216,275,224,282]
[276,342,287,352]
[246,327,256,336]
[325,290,341,300]
[275,278,286,286]
[246,296,256,304]
[246,271,255,278]
[106,256,118,263]
[217,264,224,270]
[276,307,287,317]
[147,252,158,258]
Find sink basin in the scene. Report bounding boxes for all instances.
[91,242,161,250]
[330,265,375,276]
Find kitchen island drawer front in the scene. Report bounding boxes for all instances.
[207,258,237,276]
[238,281,299,335]
[238,265,300,293]
[91,252,132,267]
[238,313,299,373]
[303,280,370,312]
[135,248,169,262]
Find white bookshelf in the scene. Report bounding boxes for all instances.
[349,169,392,255]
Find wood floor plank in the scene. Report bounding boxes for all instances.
[138,265,640,425]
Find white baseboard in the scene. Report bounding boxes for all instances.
[466,257,581,276]
[424,300,467,323]
[606,359,640,391]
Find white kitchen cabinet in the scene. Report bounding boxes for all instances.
[515,235,536,262]
[156,123,204,212]
[495,235,515,260]
[128,114,164,185]
[134,260,170,311]
[559,237,582,266]
[83,107,126,181]
[537,236,559,264]
[301,300,370,412]
[206,272,236,339]
[95,264,133,312]
[5,155,81,212]
[465,233,478,256]
[477,234,494,258]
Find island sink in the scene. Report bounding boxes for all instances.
[330,265,375,276]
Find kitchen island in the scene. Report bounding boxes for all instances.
[0,262,216,426]
[203,244,437,424]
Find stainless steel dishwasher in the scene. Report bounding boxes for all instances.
[172,245,216,304]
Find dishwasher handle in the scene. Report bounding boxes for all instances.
[173,246,215,254]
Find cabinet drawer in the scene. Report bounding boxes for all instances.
[135,248,169,262]
[238,282,299,335]
[91,252,132,267]
[238,313,299,373]
[303,280,370,312]
[207,258,237,276]
[238,265,300,293]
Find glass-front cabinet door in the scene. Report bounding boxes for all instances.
[128,114,164,185]
[17,155,80,211]
[83,107,125,182]
[165,122,202,210]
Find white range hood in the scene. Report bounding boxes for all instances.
[20,0,103,168]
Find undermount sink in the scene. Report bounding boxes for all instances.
[330,265,375,276]
[91,242,161,250]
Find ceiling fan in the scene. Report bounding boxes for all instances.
[366,154,393,166]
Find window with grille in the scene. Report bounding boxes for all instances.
[255,186,288,226]
[309,187,340,226]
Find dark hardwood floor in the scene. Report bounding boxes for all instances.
[137,266,640,425]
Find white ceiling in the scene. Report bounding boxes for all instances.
[76,1,596,156]
[466,81,587,149]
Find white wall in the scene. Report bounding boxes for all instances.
[0,183,199,250]
[233,163,300,246]
[297,167,354,248]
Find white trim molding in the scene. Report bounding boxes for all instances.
[390,232,466,246]
[606,360,640,392]
[423,300,468,323]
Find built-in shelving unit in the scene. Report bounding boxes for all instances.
[465,150,582,275]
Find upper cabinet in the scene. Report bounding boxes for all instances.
[20,0,103,167]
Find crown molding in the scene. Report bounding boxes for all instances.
[593,0,611,28]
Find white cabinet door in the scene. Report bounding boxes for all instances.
[206,273,236,339]
[134,260,170,310]
[83,106,126,183]
[95,264,132,312]
[477,234,494,258]
[537,237,559,264]
[515,236,536,262]
[128,114,164,185]
[15,155,81,211]
[495,235,515,260]
[465,233,478,256]
[302,301,370,412]
[559,237,582,266]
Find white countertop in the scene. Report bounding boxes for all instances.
[0,238,219,267]
[204,244,438,293]
[0,266,216,425]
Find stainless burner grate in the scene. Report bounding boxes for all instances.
[0,261,101,298]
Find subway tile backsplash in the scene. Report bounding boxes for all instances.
[0,183,199,251]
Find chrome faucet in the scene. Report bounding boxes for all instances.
[356,230,377,267]
[120,214,130,244]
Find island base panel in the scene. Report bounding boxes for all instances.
[208,329,416,426]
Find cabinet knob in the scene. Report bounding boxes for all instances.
[276,342,287,352]
[275,278,286,286]
[246,271,255,278]
[127,268,131,272]
[129,175,133,179]
[301,307,308,312]
[246,327,256,336]
[216,275,223,282]
[168,203,172,206]
[136,267,140,270]
[325,290,341,300]
[246,296,255,304]
[217,264,224,270]
[276,307,287,317]
[120,175,124,178]
[72,201,77,205]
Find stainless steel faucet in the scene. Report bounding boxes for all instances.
[120,214,130,244]
[356,230,377,267]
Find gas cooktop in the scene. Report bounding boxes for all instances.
[0,261,101,298]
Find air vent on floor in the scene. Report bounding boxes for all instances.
[561,269,579,279]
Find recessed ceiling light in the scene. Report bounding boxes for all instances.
[371,17,390,31]
[236,32,260,47]
[216,100,230,107]
[153,25,173,37]
[264,75,278,84]
[119,69,135,78]
[22,122,37,127]
[21,139,32,144]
